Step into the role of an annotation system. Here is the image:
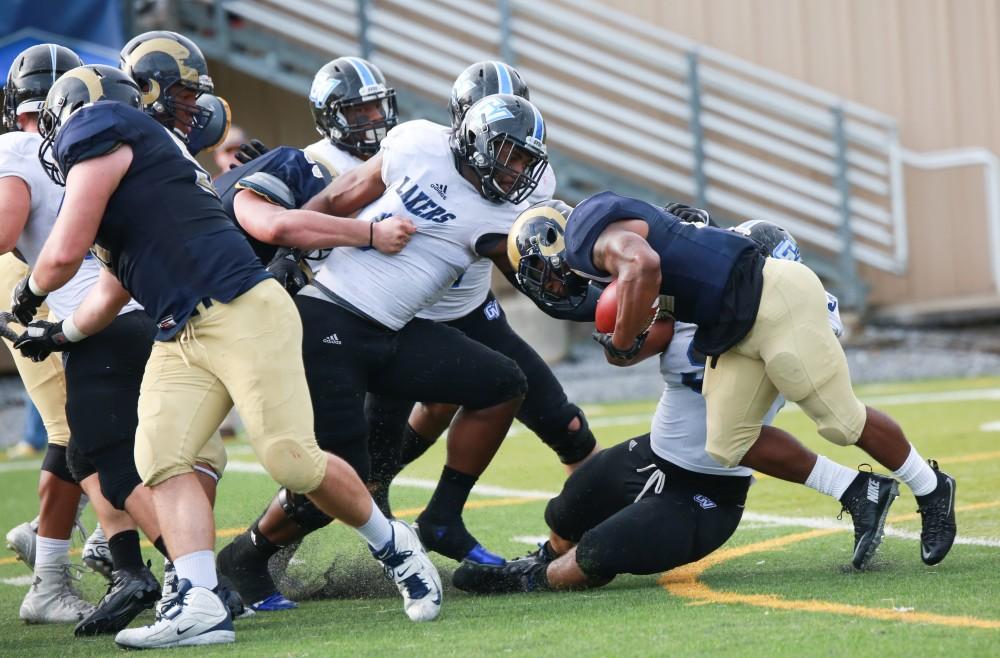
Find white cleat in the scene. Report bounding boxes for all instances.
[82,523,113,582]
[115,578,235,649]
[5,518,38,570]
[20,559,95,624]
[371,520,442,622]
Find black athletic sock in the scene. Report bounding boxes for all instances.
[247,521,284,560]
[400,424,436,466]
[422,466,478,521]
[108,530,143,571]
[153,536,170,559]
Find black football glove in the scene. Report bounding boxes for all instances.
[663,202,714,226]
[11,275,47,325]
[13,320,73,362]
[592,330,648,362]
[266,248,312,296]
[232,139,270,167]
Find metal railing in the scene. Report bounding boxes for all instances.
[173,0,923,307]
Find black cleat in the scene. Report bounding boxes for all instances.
[216,532,282,606]
[916,460,957,566]
[452,555,550,594]
[414,513,504,565]
[74,562,160,636]
[838,469,899,570]
[214,580,255,620]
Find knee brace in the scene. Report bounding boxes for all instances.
[41,443,76,484]
[260,436,326,494]
[277,487,334,531]
[66,440,96,483]
[91,445,143,510]
[533,407,597,465]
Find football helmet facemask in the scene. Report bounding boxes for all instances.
[3,43,83,131]
[732,219,802,262]
[448,61,529,131]
[309,56,397,159]
[119,31,214,139]
[452,94,548,205]
[37,65,143,185]
[507,200,588,310]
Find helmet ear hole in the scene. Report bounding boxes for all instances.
[544,227,558,245]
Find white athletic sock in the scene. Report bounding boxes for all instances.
[892,446,938,497]
[34,536,70,568]
[173,550,218,590]
[804,456,859,500]
[355,499,394,552]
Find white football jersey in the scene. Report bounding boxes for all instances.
[417,165,557,322]
[0,131,140,320]
[303,138,365,179]
[308,120,531,330]
[651,291,843,474]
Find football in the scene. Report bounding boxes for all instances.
[594,280,658,334]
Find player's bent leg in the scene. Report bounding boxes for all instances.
[373,318,527,563]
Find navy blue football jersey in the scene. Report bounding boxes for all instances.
[53,101,270,340]
[564,191,765,355]
[214,146,330,265]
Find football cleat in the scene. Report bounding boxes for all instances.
[916,460,957,566]
[371,520,442,622]
[215,580,255,619]
[838,469,899,570]
[217,531,292,611]
[74,561,160,636]
[414,513,505,565]
[82,523,113,582]
[115,579,234,649]
[452,555,550,595]
[5,518,38,569]
[20,559,95,623]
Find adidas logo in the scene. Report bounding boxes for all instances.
[430,183,448,199]
[866,478,880,503]
[322,334,342,345]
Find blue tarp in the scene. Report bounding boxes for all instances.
[0,0,124,75]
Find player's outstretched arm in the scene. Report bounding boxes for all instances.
[302,152,386,217]
[592,222,661,350]
[0,177,31,254]
[33,145,132,292]
[234,190,415,253]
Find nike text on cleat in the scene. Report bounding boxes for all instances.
[838,470,899,570]
[372,520,442,622]
[916,460,957,566]
[114,579,235,649]
[74,561,160,636]
[19,559,95,624]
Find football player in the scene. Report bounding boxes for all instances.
[211,143,415,611]
[0,42,96,625]
[365,61,600,524]
[454,216,898,593]
[507,194,958,567]
[218,94,550,591]
[12,63,440,648]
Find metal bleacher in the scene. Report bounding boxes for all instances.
[172,0,915,308]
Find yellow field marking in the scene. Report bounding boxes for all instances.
[660,508,1000,629]
[0,496,547,566]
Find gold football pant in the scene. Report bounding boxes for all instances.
[0,253,70,447]
[702,258,866,467]
[135,279,325,493]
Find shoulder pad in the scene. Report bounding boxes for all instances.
[236,171,295,209]
[54,102,143,174]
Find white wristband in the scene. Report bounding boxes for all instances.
[62,314,89,343]
[27,273,48,296]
